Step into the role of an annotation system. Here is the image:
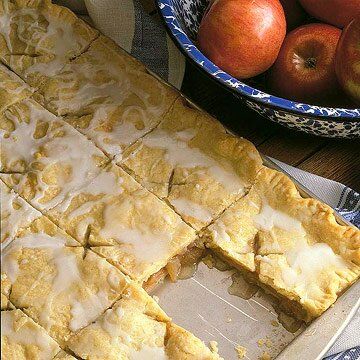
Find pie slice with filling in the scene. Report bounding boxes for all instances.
[204,167,360,322]
[66,282,221,360]
[47,163,197,283]
[1,216,129,346]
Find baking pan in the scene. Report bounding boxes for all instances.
[147,70,359,360]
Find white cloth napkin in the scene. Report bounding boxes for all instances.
[55,1,360,357]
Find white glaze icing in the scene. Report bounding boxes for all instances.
[140,129,244,193]
[128,345,168,360]
[1,311,59,359]
[99,307,132,345]
[99,202,172,263]
[0,100,57,171]
[69,290,109,332]
[169,198,212,223]
[253,200,304,234]
[0,6,92,76]
[279,240,349,298]
[0,182,41,249]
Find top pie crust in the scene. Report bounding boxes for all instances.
[204,167,360,321]
[32,35,178,118]
[47,163,196,282]
[1,309,61,360]
[121,98,263,230]
[1,215,130,346]
[0,64,33,112]
[0,0,98,82]
[0,179,41,250]
[66,282,221,360]
[0,99,109,210]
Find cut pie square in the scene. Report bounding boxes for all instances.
[0,99,109,210]
[121,98,263,230]
[1,216,129,346]
[0,64,33,112]
[1,179,41,250]
[0,0,98,82]
[1,309,61,360]
[47,163,196,282]
[66,282,221,360]
[32,35,178,118]
[204,167,360,322]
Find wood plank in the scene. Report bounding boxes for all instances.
[258,131,327,166]
[298,140,360,191]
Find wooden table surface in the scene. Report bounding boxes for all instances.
[139,0,359,192]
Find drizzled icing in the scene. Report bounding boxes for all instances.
[1,233,68,283]
[253,199,349,298]
[99,307,132,345]
[258,238,350,300]
[2,233,113,332]
[169,198,212,223]
[69,290,109,332]
[0,183,41,249]
[1,100,57,172]
[140,129,244,193]
[46,51,167,118]
[128,345,168,360]
[0,64,32,98]
[0,5,95,77]
[1,311,59,358]
[3,101,107,210]
[84,105,158,159]
[253,199,304,234]
[99,202,172,263]
[55,170,124,216]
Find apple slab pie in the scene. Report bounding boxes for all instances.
[0,0,359,359]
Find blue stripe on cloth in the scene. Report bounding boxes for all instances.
[324,346,360,360]
[336,187,360,228]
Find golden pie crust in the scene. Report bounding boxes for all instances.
[204,167,360,322]
[0,64,33,112]
[0,99,109,210]
[47,163,196,282]
[1,0,359,355]
[122,98,263,230]
[1,216,129,346]
[1,309,61,359]
[0,0,98,83]
[66,282,221,360]
[0,179,41,249]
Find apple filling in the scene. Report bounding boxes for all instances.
[143,244,206,293]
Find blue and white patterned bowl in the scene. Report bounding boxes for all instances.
[157,0,360,138]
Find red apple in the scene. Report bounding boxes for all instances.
[197,0,286,79]
[299,0,360,28]
[335,17,360,105]
[280,0,307,30]
[268,23,342,104]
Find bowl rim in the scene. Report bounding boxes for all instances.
[156,0,360,123]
